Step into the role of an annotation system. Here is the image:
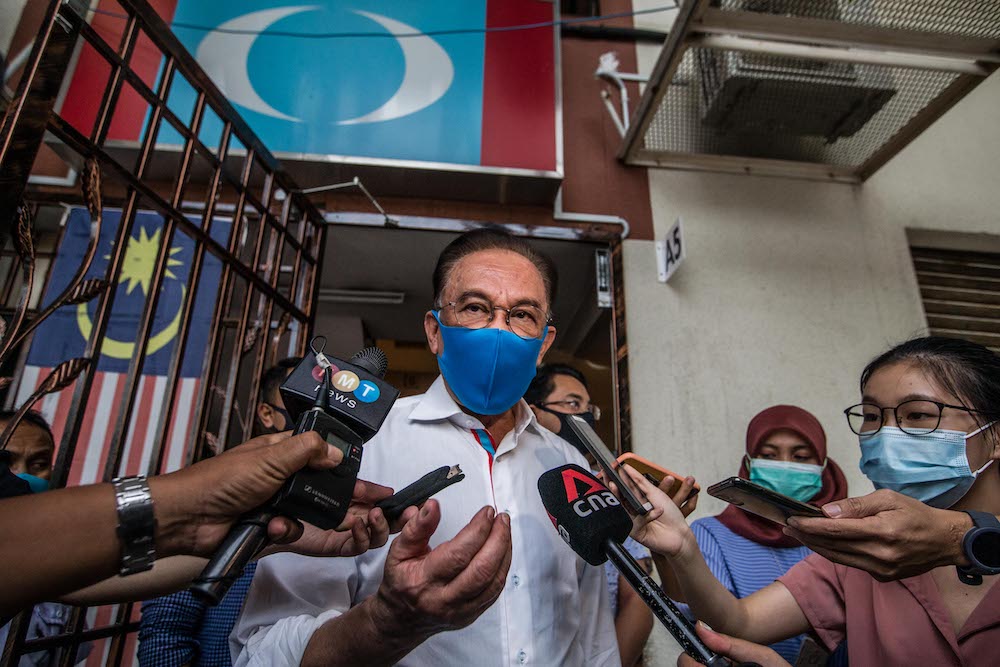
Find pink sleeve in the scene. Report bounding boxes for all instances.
[778,553,847,652]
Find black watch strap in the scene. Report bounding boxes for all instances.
[957,510,1000,586]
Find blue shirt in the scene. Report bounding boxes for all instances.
[138,564,256,667]
[687,516,811,664]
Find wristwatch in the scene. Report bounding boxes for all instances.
[112,475,156,576]
[956,510,1000,586]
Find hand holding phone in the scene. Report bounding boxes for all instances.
[565,415,653,515]
[376,465,466,522]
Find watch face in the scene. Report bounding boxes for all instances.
[972,529,1000,570]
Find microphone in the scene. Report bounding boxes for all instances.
[538,464,731,667]
[190,345,399,604]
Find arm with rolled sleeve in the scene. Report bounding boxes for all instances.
[138,591,204,667]
[231,552,361,667]
[579,559,623,667]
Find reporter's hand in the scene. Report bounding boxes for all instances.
[265,479,405,558]
[789,490,974,581]
[667,475,699,519]
[369,500,513,639]
[151,431,347,557]
[677,622,789,667]
[610,466,695,559]
[784,489,973,581]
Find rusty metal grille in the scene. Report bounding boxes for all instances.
[0,0,326,664]
[712,0,1000,40]
[912,246,1000,352]
[642,46,960,167]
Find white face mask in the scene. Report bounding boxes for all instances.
[859,421,997,508]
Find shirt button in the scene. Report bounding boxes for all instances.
[517,650,527,664]
[512,574,520,587]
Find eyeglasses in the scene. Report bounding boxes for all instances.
[436,295,551,340]
[844,400,981,437]
[541,400,601,421]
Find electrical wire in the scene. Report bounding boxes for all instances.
[86,3,679,40]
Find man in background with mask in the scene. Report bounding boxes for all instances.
[525,364,653,667]
[138,358,299,667]
[234,229,619,666]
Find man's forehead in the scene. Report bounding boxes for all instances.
[0,421,54,451]
[445,249,548,304]
[551,373,588,398]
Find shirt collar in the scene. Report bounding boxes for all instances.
[409,376,541,440]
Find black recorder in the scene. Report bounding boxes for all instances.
[190,340,399,604]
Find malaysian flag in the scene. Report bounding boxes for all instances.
[13,206,228,665]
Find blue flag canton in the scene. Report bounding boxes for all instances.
[27,208,228,376]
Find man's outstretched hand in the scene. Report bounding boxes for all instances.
[370,500,513,639]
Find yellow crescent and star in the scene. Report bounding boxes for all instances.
[77,226,186,359]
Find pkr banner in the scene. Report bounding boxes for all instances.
[61,0,557,172]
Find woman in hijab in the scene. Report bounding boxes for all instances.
[653,405,848,663]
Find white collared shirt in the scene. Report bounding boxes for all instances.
[231,377,620,667]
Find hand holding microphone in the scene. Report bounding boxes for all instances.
[537,464,742,667]
[190,342,400,603]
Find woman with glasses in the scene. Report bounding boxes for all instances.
[649,405,848,664]
[618,336,1000,666]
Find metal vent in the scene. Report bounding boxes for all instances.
[621,0,1000,182]
[912,246,1000,352]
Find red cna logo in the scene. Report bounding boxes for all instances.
[562,468,606,501]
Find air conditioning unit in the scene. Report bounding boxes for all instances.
[696,0,897,144]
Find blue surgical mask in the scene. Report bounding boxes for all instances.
[16,473,50,494]
[433,312,544,416]
[859,423,996,509]
[747,457,825,502]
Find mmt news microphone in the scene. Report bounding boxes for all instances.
[538,464,731,667]
[190,344,399,604]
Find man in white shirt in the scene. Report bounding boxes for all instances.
[232,229,620,667]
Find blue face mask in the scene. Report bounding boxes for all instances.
[433,312,544,416]
[16,473,50,494]
[747,457,824,502]
[859,423,996,509]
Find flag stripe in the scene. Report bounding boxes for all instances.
[165,378,198,473]
[138,375,167,476]
[119,375,145,477]
[75,373,120,486]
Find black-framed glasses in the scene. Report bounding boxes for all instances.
[436,295,551,340]
[844,400,981,437]
[541,400,602,421]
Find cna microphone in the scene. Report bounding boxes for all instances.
[190,342,399,604]
[537,464,733,667]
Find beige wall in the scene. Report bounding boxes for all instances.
[623,7,1000,660]
[0,0,28,61]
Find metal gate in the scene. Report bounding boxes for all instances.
[0,0,325,663]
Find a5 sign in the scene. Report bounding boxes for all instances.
[656,217,685,284]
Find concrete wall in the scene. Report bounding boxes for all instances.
[0,0,28,61]
[624,4,1000,662]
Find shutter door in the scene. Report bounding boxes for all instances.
[911,246,1000,353]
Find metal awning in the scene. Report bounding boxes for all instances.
[620,0,1000,182]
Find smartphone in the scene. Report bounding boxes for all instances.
[617,453,700,498]
[708,477,824,525]
[565,415,653,515]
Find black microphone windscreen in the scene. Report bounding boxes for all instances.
[537,464,632,565]
[351,346,388,378]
